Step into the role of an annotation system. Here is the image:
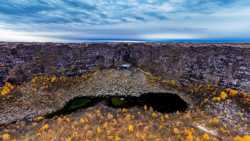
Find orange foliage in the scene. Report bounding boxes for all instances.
[0,82,14,96]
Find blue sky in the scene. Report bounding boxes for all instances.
[0,0,250,42]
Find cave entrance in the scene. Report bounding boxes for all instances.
[139,93,188,113]
[106,93,188,113]
[46,93,188,118]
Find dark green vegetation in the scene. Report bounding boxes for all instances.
[46,97,101,118]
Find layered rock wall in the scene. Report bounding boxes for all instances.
[1,42,250,92]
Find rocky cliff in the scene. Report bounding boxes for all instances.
[1,42,250,92]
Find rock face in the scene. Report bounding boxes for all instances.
[1,42,250,92]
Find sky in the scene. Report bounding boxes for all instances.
[0,0,250,42]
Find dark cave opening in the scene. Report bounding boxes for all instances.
[139,93,188,113]
[106,93,188,113]
[46,93,188,118]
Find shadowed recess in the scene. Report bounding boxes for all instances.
[46,93,188,118]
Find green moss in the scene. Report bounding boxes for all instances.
[46,97,100,118]
[66,98,92,111]
[110,97,126,107]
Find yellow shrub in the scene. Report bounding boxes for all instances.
[128,125,134,133]
[201,133,209,141]
[226,88,238,97]
[185,130,193,141]
[212,97,221,102]
[0,82,14,96]
[40,124,49,131]
[34,116,44,122]
[66,137,72,141]
[114,135,121,141]
[212,90,230,102]
[234,135,250,141]
[219,91,228,100]
[2,133,10,141]
[209,117,220,126]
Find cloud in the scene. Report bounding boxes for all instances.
[0,28,64,42]
[141,33,200,40]
[0,0,249,42]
